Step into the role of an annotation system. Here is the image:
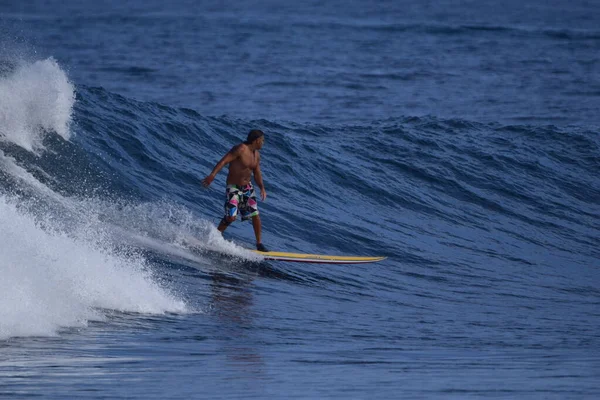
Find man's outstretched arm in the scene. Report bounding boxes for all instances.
[202,146,241,187]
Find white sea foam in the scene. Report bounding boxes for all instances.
[0,195,187,340]
[91,201,265,263]
[0,57,74,152]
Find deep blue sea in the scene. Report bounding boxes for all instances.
[1,0,599,398]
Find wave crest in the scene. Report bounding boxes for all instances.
[0,58,75,152]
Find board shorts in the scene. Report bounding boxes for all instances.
[224,183,259,221]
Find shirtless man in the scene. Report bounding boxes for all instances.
[202,130,269,252]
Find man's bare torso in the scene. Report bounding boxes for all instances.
[227,144,259,186]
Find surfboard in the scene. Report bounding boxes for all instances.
[250,250,386,264]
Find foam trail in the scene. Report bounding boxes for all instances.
[0,58,74,152]
[0,196,187,340]
[85,200,265,263]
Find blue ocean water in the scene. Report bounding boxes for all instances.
[1,0,599,398]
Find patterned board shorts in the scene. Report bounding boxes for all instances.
[224,183,259,221]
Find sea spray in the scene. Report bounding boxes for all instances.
[0,195,187,340]
[0,58,74,152]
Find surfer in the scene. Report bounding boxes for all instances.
[202,130,269,252]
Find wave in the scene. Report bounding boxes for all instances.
[69,85,600,262]
[1,57,599,340]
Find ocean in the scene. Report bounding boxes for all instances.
[1,0,599,398]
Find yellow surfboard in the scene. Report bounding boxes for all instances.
[250,250,386,264]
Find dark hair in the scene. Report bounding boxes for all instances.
[245,129,264,144]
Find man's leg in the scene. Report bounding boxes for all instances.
[252,214,262,245]
[218,216,235,232]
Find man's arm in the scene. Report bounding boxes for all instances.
[202,145,241,187]
[253,153,267,201]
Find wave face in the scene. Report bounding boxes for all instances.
[1,0,599,397]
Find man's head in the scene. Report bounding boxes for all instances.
[245,129,265,149]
